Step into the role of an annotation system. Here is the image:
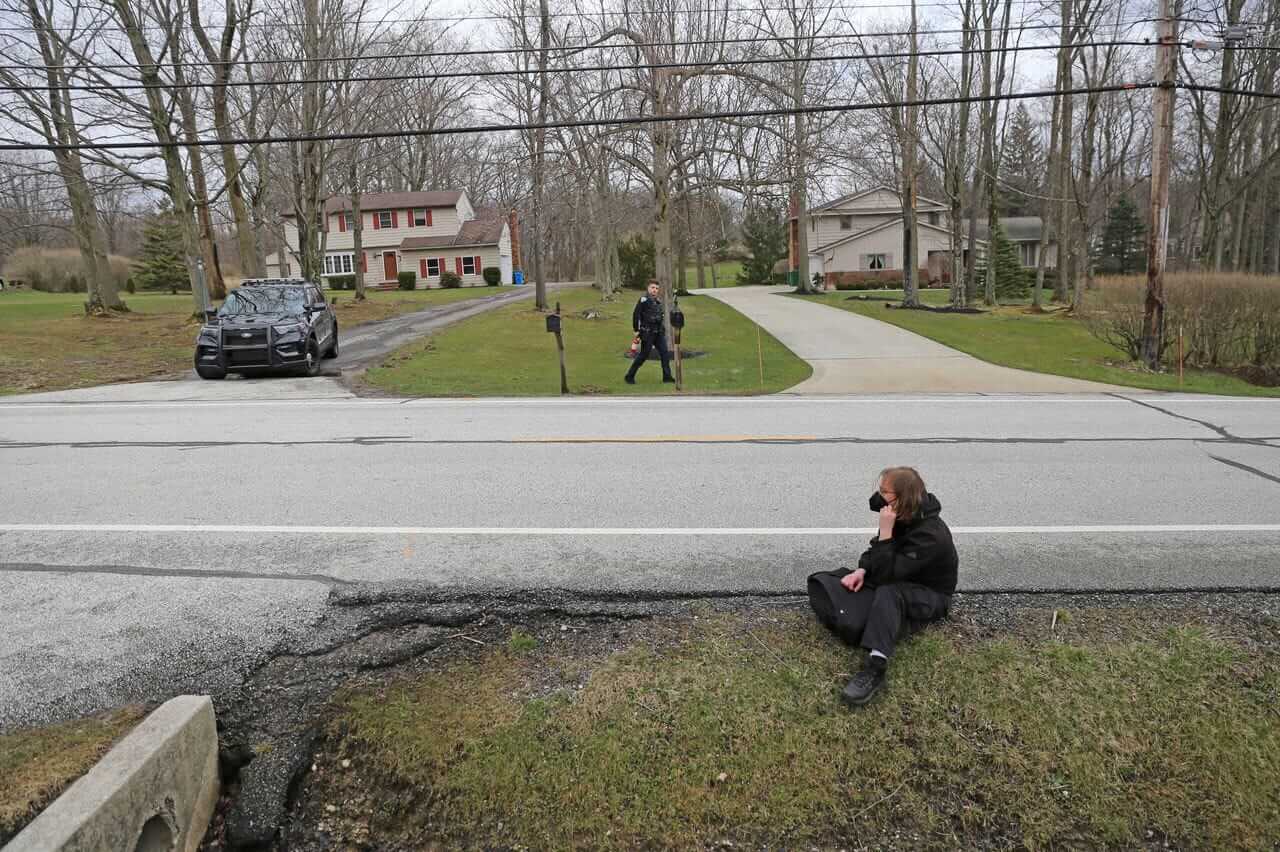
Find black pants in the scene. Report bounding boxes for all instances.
[627,329,673,380]
[807,569,950,659]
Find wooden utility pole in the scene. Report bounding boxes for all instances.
[1142,0,1178,369]
[531,0,551,311]
[553,301,568,394]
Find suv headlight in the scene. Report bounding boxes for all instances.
[273,324,303,342]
[198,325,219,343]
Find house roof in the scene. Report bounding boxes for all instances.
[399,207,506,250]
[808,185,949,215]
[968,216,1047,243]
[816,216,980,255]
[282,190,465,217]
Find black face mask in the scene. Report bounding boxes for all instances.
[869,491,888,512]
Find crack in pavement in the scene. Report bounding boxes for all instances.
[0,561,352,586]
[4,434,1279,451]
[1206,454,1280,486]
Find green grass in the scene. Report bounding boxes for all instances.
[0,707,146,846]
[679,260,745,288]
[796,290,1280,396]
[324,612,1280,850]
[0,285,517,396]
[364,286,811,396]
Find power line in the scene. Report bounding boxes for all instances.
[0,16,1167,74]
[0,39,1152,93]
[0,82,1157,152]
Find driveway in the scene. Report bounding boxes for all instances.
[695,286,1129,393]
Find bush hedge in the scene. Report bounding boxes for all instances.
[1,246,133,294]
[328,275,357,291]
[440,271,462,289]
[1081,273,1280,368]
[482,266,501,286]
[397,271,417,291]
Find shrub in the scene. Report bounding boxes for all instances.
[482,266,501,286]
[737,206,787,286]
[618,233,655,289]
[397,271,417,291]
[125,277,136,294]
[1080,273,1280,369]
[328,275,356,291]
[439,270,462,289]
[1,246,132,294]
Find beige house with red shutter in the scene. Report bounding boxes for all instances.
[266,189,517,288]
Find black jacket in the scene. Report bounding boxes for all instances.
[857,493,958,595]
[633,295,665,334]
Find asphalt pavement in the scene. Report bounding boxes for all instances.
[2,389,1278,730]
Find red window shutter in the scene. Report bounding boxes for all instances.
[426,209,433,227]
[407,209,414,228]
[338,213,346,233]
[455,257,462,275]
[419,258,427,277]
[391,210,399,228]
[439,257,445,275]
[372,213,380,230]
[474,255,481,275]
[361,252,367,272]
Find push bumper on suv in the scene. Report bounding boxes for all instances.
[197,325,310,372]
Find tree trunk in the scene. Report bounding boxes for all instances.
[652,74,675,338]
[949,0,975,308]
[901,0,921,306]
[531,0,551,310]
[1033,51,1065,310]
[174,73,226,300]
[1203,0,1246,269]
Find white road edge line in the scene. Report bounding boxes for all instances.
[3,524,1280,535]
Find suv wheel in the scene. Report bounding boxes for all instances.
[301,337,321,377]
[194,353,226,380]
[324,327,339,359]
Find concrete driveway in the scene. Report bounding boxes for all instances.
[696,286,1129,393]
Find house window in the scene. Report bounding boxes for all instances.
[1021,243,1037,267]
[928,211,939,226]
[426,257,440,277]
[413,208,429,227]
[344,211,355,230]
[840,215,853,231]
[377,211,393,229]
[322,253,354,276]
[866,253,886,270]
[462,256,477,275]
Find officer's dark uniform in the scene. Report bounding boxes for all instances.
[625,293,675,383]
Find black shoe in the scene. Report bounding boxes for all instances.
[624,374,636,385]
[841,658,886,707]
[663,376,676,383]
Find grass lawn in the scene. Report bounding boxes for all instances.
[0,706,145,846]
[364,286,811,396]
[308,607,1280,850]
[796,289,1280,396]
[680,260,744,288]
[0,286,516,396]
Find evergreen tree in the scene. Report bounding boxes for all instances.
[1097,195,1146,274]
[617,233,655,289]
[737,205,787,286]
[132,210,189,293]
[998,105,1045,217]
[979,224,1031,301]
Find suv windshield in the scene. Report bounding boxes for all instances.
[218,287,308,318]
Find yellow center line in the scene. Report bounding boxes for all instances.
[512,435,820,443]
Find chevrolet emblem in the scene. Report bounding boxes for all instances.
[241,332,252,339]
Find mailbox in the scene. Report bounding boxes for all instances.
[670,302,685,329]
[545,313,561,333]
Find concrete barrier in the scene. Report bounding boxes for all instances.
[5,696,220,852]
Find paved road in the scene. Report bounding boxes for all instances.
[697,286,1125,393]
[2,389,1278,730]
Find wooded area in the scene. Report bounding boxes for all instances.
[0,0,1277,320]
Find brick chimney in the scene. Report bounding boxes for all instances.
[508,208,522,275]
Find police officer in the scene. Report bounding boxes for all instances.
[625,280,675,385]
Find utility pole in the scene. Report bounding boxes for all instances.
[1141,0,1177,370]
[531,0,551,311]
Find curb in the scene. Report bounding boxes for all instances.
[5,696,219,852]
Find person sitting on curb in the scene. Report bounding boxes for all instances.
[807,466,958,707]
[625,280,675,385]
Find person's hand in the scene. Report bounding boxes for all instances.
[878,504,897,540]
[841,568,866,592]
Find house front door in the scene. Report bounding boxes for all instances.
[382,252,398,282]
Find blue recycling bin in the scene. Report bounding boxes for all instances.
[513,271,525,286]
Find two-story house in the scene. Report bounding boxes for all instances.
[265,190,516,288]
[795,185,1056,286]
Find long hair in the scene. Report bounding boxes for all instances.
[879,466,927,522]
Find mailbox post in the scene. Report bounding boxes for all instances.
[545,301,569,394]
[670,297,686,390]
